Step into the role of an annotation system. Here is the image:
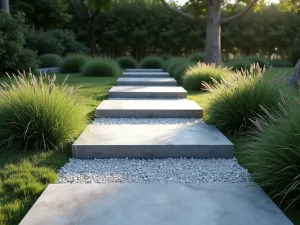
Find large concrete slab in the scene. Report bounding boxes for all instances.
[109,86,187,98]
[116,77,177,86]
[123,71,170,77]
[96,100,202,118]
[20,183,293,225]
[126,68,163,72]
[72,121,233,159]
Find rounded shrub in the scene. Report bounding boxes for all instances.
[140,56,164,69]
[160,54,171,61]
[243,55,270,68]
[245,97,300,210]
[271,59,293,68]
[224,58,253,71]
[39,54,63,68]
[117,56,138,69]
[81,59,120,77]
[203,66,282,134]
[189,52,205,63]
[172,62,192,84]
[0,72,88,151]
[182,63,234,91]
[60,54,87,73]
[164,57,189,74]
[289,39,300,66]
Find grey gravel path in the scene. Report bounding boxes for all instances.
[58,158,251,184]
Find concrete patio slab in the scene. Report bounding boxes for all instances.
[96,100,202,118]
[123,71,170,77]
[72,121,233,159]
[19,183,293,225]
[109,86,187,98]
[126,68,163,72]
[116,77,177,86]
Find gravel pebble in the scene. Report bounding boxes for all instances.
[92,118,203,125]
[58,158,251,184]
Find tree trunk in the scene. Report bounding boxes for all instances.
[289,59,300,88]
[204,0,221,66]
[1,0,10,13]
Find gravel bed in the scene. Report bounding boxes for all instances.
[92,118,203,125]
[58,158,251,184]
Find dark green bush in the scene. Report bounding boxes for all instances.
[204,65,282,134]
[164,57,189,74]
[39,54,63,68]
[290,39,300,66]
[245,97,300,210]
[81,59,120,77]
[0,72,88,151]
[140,56,164,69]
[160,54,172,61]
[25,29,89,56]
[60,54,87,73]
[183,63,233,91]
[0,12,38,74]
[189,52,205,63]
[243,55,270,68]
[172,63,192,84]
[17,49,39,72]
[271,59,293,68]
[224,58,253,71]
[117,56,138,69]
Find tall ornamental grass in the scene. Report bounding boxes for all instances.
[0,71,88,151]
[246,94,300,210]
[204,64,282,134]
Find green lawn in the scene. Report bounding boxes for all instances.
[0,68,299,225]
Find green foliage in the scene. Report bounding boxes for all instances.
[225,58,253,71]
[290,39,300,66]
[0,12,38,74]
[25,29,89,56]
[245,97,300,210]
[204,65,282,134]
[183,63,233,91]
[243,55,270,68]
[164,57,189,74]
[160,54,172,61]
[81,59,120,77]
[60,54,88,73]
[0,72,88,151]
[117,56,138,69]
[10,0,71,29]
[271,59,293,68]
[38,54,63,68]
[172,62,192,84]
[140,56,164,69]
[189,52,205,63]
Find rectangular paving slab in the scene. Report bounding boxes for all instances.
[96,100,202,118]
[109,86,187,98]
[19,183,293,225]
[72,121,233,159]
[116,77,177,86]
[126,68,163,72]
[123,71,170,77]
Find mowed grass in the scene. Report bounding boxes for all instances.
[0,73,117,225]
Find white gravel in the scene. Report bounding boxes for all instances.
[58,158,251,184]
[92,118,203,125]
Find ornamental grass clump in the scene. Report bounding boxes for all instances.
[204,64,282,134]
[0,71,88,151]
[246,94,300,210]
[182,62,234,91]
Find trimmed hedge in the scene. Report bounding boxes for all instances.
[117,56,138,69]
[140,56,164,69]
[81,59,120,77]
[39,54,63,68]
[60,54,87,73]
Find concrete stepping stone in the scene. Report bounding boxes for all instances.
[96,100,202,118]
[19,183,293,225]
[116,77,177,86]
[123,71,170,77]
[126,68,163,72]
[109,86,187,98]
[71,121,233,159]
